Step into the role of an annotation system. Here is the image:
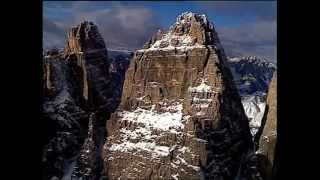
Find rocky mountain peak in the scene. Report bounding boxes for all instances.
[142,12,220,50]
[64,21,106,55]
[103,12,260,179]
[174,11,209,29]
[42,20,131,179]
[60,20,114,111]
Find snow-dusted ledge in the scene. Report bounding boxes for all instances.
[108,103,187,158]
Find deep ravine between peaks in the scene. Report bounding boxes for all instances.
[226,56,276,138]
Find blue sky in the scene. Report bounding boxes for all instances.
[119,1,261,26]
[43,1,277,62]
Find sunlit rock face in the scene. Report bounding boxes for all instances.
[103,12,257,180]
[256,72,277,180]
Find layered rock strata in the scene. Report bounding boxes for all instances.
[103,12,258,179]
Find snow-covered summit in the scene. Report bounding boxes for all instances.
[228,56,276,69]
[175,12,209,26]
[139,12,219,52]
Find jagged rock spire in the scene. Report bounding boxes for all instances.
[103,12,258,179]
[64,21,106,55]
[42,20,132,179]
[62,20,114,111]
[143,12,221,50]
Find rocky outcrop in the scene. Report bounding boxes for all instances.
[42,21,130,179]
[103,12,260,180]
[64,21,106,56]
[142,12,220,50]
[63,21,119,112]
[255,72,277,180]
[42,53,88,180]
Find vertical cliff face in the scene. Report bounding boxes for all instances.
[42,51,88,180]
[103,12,257,180]
[42,21,130,180]
[256,72,277,180]
[63,21,117,112]
[64,21,107,56]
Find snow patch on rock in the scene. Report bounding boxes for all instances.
[242,96,266,136]
[108,103,186,158]
[109,141,170,158]
[118,103,184,132]
[188,79,214,93]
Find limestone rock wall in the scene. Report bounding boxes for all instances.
[103,12,256,180]
[42,21,130,179]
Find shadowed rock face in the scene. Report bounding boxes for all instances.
[103,12,259,180]
[42,21,131,180]
[63,21,114,112]
[64,21,107,55]
[256,72,277,180]
[42,52,88,180]
[71,112,107,179]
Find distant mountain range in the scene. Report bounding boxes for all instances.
[227,56,276,136]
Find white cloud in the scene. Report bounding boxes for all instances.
[43,2,160,50]
[43,1,277,62]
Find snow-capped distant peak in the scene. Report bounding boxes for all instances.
[227,56,276,69]
[228,57,242,62]
[226,55,276,137]
[242,97,266,136]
